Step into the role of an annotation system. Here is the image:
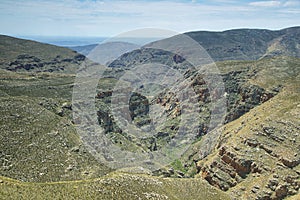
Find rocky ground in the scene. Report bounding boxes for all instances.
[196,84,300,200]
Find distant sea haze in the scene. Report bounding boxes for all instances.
[17,35,168,47]
[17,36,108,47]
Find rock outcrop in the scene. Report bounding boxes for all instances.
[195,86,300,200]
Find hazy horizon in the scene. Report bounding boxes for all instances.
[9,24,300,38]
[2,25,298,47]
[1,0,299,37]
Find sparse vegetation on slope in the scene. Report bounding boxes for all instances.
[195,83,300,200]
[0,63,110,183]
[0,35,85,73]
[0,95,111,182]
[0,173,231,200]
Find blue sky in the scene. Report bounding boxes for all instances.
[0,0,299,37]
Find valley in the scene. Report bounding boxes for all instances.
[0,27,299,200]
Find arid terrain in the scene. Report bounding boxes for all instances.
[0,27,299,200]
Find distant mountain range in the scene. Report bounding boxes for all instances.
[16,36,107,47]
[185,26,300,61]
[69,26,300,62]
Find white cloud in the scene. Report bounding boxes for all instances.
[209,0,240,3]
[283,0,300,7]
[279,9,300,14]
[249,1,281,7]
[0,0,299,36]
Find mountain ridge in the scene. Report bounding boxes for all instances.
[0,34,85,73]
[65,26,300,63]
[151,26,300,61]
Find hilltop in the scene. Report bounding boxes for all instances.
[184,26,300,61]
[0,35,85,73]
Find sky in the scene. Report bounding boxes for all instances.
[0,0,299,37]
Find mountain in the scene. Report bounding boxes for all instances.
[69,44,97,56]
[70,41,140,65]
[147,26,300,61]
[90,27,300,199]
[105,27,300,74]
[187,57,300,200]
[0,35,85,73]
[0,69,112,182]
[0,36,111,182]
[196,79,300,200]
[0,28,299,200]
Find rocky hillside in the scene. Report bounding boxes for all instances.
[195,82,299,200]
[146,26,300,61]
[96,52,300,200]
[0,36,112,182]
[0,35,85,73]
[69,27,300,62]
[182,57,300,200]
[0,69,111,182]
[95,58,280,153]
